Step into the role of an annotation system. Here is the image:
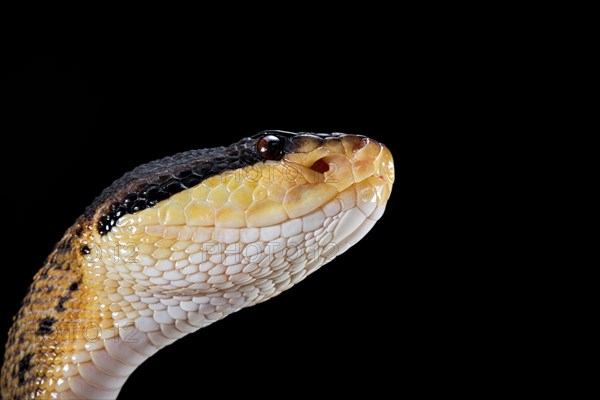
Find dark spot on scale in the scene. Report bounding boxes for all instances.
[123,193,137,204]
[69,281,80,291]
[18,353,33,384]
[154,190,171,202]
[75,225,83,236]
[183,175,202,188]
[176,169,192,179]
[37,317,56,335]
[162,181,184,194]
[129,199,147,213]
[141,185,159,198]
[81,245,90,255]
[56,296,69,312]
[46,286,54,292]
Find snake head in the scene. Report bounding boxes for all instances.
[252,130,394,221]
[93,131,394,300]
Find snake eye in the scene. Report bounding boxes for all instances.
[257,135,284,161]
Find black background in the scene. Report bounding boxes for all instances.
[0,52,429,398]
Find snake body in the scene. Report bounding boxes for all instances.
[1,131,394,399]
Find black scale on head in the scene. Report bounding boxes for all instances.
[87,135,271,235]
[85,131,339,235]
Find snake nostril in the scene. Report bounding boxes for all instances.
[309,158,330,174]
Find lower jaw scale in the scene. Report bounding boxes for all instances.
[104,182,388,300]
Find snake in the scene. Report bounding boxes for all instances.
[0,131,394,399]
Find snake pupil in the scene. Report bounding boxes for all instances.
[257,135,284,161]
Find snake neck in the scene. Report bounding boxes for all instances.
[1,223,94,399]
[1,218,330,400]
[1,196,387,400]
[0,222,189,399]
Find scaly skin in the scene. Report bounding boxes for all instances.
[1,131,394,399]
